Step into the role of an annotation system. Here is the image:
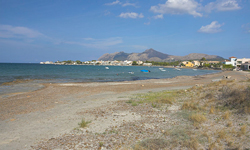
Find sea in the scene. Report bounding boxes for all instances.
[0,63,221,85]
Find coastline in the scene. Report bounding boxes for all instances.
[0,71,249,149]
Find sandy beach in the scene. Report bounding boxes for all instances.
[0,71,249,150]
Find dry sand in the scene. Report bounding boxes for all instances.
[0,71,249,150]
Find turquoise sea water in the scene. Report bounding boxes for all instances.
[0,63,221,85]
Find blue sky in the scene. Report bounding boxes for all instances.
[0,0,249,63]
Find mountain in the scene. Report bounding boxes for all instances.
[98,48,224,62]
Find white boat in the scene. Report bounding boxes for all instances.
[160,69,166,71]
[159,68,164,70]
[174,68,181,71]
[193,69,197,71]
[128,71,134,74]
[105,67,109,69]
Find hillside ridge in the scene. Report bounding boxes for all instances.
[98,48,224,62]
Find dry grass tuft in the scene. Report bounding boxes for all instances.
[189,113,206,124]
[222,111,231,120]
[182,101,199,111]
[209,106,215,114]
[226,138,234,147]
[202,132,211,143]
[240,125,247,135]
[227,121,232,127]
[217,129,227,139]
[208,142,217,150]
[220,85,250,113]
[187,137,199,150]
[134,139,168,150]
[205,93,213,99]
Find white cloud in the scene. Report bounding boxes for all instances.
[0,24,44,38]
[153,14,164,19]
[119,12,144,19]
[150,0,202,17]
[105,0,121,6]
[83,38,94,41]
[242,23,250,33]
[204,0,241,12]
[105,1,136,7]
[122,2,136,7]
[198,21,224,33]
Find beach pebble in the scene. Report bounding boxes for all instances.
[113,113,127,116]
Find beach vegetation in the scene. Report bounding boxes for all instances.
[126,100,134,103]
[78,119,91,128]
[219,85,250,113]
[181,101,199,111]
[134,139,168,150]
[209,106,215,114]
[35,75,250,150]
[99,142,104,148]
[175,110,192,120]
[239,124,247,136]
[217,129,227,140]
[189,113,206,124]
[223,64,235,69]
[137,90,177,104]
[222,111,230,120]
[131,101,138,106]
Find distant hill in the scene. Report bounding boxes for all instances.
[98,48,224,62]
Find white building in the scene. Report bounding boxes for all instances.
[236,58,250,68]
[192,61,200,66]
[143,63,152,66]
[223,57,237,66]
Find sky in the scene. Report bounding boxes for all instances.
[0,0,249,63]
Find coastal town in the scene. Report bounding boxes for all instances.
[40,56,250,71]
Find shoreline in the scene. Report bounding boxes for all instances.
[0,71,249,150]
[0,70,222,97]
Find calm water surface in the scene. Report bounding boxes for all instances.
[0,63,221,85]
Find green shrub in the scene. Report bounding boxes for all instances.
[78,119,91,128]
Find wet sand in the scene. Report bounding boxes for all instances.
[0,71,249,150]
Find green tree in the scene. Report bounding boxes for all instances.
[201,57,206,61]
[76,60,82,64]
[204,63,211,68]
[223,64,234,69]
[132,61,138,65]
[64,60,72,64]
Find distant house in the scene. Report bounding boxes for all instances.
[241,62,250,71]
[40,61,53,64]
[192,61,200,66]
[123,60,133,66]
[143,63,152,66]
[236,58,250,68]
[137,60,144,65]
[182,61,194,67]
[223,57,237,66]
